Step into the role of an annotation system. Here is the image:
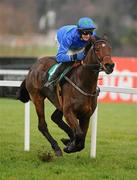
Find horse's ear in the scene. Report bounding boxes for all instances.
[103,33,108,40]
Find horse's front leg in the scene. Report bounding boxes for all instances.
[79,116,90,149]
[33,95,62,157]
[63,110,84,153]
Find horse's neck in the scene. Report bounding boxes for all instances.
[77,49,99,91]
[84,48,96,65]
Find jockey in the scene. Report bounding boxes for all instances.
[45,17,97,88]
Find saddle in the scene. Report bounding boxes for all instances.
[47,61,82,87]
[47,63,72,84]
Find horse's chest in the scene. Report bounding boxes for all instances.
[74,95,97,115]
[82,104,93,115]
[74,100,93,114]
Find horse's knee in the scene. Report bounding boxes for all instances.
[38,123,47,133]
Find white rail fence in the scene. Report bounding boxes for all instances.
[0,69,137,158]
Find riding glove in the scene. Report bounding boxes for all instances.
[71,51,85,61]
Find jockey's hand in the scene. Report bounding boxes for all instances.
[71,51,85,61]
[77,51,85,60]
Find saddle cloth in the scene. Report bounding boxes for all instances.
[47,63,72,82]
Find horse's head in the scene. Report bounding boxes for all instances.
[91,37,115,74]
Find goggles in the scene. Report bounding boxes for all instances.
[78,28,94,35]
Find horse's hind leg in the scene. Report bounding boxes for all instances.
[51,109,74,145]
[33,95,62,156]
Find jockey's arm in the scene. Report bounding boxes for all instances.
[56,43,85,63]
[56,41,72,63]
[56,37,85,62]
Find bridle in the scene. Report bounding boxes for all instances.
[93,39,111,61]
[83,39,111,73]
[64,39,112,97]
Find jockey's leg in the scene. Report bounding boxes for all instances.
[44,62,73,87]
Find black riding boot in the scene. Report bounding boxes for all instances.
[44,62,72,88]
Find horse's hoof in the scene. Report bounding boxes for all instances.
[55,150,63,157]
[61,138,71,146]
[63,143,84,154]
[63,146,72,153]
[63,144,77,154]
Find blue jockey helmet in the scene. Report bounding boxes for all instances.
[77,17,96,31]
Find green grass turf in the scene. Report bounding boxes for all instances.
[0,98,137,180]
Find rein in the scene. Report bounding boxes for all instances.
[64,76,100,97]
[82,63,103,72]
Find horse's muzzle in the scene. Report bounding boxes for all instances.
[104,63,115,74]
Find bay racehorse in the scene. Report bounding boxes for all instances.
[17,36,114,156]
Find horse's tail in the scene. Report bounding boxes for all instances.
[17,79,30,103]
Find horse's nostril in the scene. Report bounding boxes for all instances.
[105,63,115,69]
[111,63,115,69]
